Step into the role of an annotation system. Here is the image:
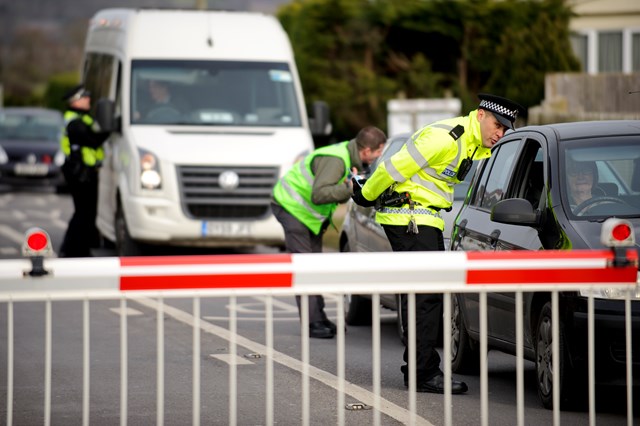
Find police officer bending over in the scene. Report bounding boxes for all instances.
[352,94,523,394]
[59,84,110,258]
[272,126,387,339]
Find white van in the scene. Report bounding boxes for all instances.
[82,8,330,255]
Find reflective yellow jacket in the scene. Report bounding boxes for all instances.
[61,110,104,167]
[361,110,491,230]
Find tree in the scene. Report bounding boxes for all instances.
[278,0,580,140]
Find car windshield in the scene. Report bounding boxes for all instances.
[0,111,62,143]
[130,60,302,127]
[561,139,640,219]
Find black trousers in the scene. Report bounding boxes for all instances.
[382,224,444,382]
[59,167,99,258]
[271,202,329,323]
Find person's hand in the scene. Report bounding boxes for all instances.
[351,177,376,207]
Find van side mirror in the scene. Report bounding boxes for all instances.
[95,98,119,133]
[309,101,332,137]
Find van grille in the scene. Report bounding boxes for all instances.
[177,165,279,219]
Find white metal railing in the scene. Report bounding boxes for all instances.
[1,249,638,425]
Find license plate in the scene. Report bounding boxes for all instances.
[203,221,253,237]
[14,163,48,176]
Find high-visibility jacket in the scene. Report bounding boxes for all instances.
[61,110,104,167]
[362,110,491,231]
[273,141,351,235]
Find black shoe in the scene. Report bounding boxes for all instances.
[405,374,468,394]
[323,319,337,333]
[309,321,335,339]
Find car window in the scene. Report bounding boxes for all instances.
[562,140,640,218]
[0,111,63,143]
[472,140,520,210]
[368,133,410,176]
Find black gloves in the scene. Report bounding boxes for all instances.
[351,177,377,207]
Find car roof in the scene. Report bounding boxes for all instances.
[510,120,640,141]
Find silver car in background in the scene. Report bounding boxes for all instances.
[338,132,476,336]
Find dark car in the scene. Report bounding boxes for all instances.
[0,107,66,191]
[449,120,640,409]
[339,132,476,340]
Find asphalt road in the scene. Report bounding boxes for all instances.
[0,186,637,425]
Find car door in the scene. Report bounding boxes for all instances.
[452,135,547,345]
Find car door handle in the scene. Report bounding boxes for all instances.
[490,229,501,248]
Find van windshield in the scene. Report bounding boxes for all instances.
[130,60,302,127]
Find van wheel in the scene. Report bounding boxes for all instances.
[115,203,143,256]
[344,294,372,326]
[451,294,480,374]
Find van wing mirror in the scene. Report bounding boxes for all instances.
[491,198,540,227]
[309,100,332,137]
[95,98,120,133]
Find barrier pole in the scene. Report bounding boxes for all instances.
[479,292,488,426]
[407,293,416,426]
[265,296,274,426]
[120,297,128,426]
[588,294,595,426]
[336,294,345,426]
[82,299,90,426]
[371,293,381,426]
[625,293,633,426]
[443,292,452,426]
[6,299,13,426]
[157,296,165,426]
[552,291,560,426]
[44,299,51,426]
[515,291,524,426]
[192,297,200,426]
[229,295,237,426]
[300,295,309,426]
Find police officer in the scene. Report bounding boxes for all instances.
[59,84,110,258]
[272,126,387,338]
[352,94,523,393]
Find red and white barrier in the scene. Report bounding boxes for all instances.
[0,249,637,300]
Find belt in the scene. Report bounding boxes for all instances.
[378,207,442,218]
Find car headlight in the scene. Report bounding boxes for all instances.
[138,148,161,190]
[0,146,7,164]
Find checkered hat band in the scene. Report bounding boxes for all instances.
[480,100,518,119]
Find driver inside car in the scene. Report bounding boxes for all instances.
[567,159,605,212]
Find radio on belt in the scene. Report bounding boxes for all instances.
[22,227,53,276]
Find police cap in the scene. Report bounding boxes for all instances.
[62,84,91,103]
[478,93,524,130]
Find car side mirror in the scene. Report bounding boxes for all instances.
[95,98,120,133]
[491,198,540,227]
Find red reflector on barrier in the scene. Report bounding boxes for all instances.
[27,231,48,252]
[612,223,632,241]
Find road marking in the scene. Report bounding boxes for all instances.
[210,354,255,366]
[109,307,144,316]
[0,224,25,244]
[0,247,18,255]
[133,297,433,426]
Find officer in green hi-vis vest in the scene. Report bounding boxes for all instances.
[272,126,387,339]
[59,84,110,258]
[352,93,524,395]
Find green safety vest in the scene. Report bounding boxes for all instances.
[61,110,104,167]
[273,141,351,235]
[362,110,491,230]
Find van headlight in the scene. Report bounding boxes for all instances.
[139,148,161,189]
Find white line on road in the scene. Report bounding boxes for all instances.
[109,307,144,316]
[133,297,433,426]
[0,224,25,244]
